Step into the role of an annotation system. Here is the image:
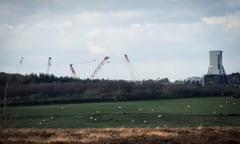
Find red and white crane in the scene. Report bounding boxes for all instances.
[89,56,110,80]
[70,59,95,78]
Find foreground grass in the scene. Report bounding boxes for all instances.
[1,97,240,128]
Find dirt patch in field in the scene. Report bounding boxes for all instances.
[0,127,240,144]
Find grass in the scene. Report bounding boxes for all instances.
[1,97,240,128]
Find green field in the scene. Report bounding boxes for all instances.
[1,97,240,128]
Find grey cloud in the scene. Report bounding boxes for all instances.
[1,0,240,25]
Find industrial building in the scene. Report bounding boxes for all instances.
[207,51,226,75]
[204,50,228,85]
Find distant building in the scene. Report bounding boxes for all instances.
[227,73,240,87]
[205,50,228,85]
[157,77,170,84]
[174,80,184,85]
[184,76,203,85]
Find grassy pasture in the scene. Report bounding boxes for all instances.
[2,97,240,128]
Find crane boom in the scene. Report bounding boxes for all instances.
[124,54,130,62]
[89,56,110,79]
[69,59,95,78]
[124,54,136,81]
[17,57,24,73]
[70,64,77,78]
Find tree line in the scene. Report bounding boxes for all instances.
[0,72,240,106]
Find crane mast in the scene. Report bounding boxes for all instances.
[47,57,52,75]
[90,56,110,79]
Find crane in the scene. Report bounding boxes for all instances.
[124,54,137,81]
[69,59,95,78]
[17,57,24,73]
[47,57,52,75]
[89,56,110,80]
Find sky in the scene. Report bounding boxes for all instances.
[0,0,240,81]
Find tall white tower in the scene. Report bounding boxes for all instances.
[207,50,226,75]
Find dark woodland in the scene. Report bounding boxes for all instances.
[0,72,240,106]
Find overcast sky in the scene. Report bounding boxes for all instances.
[0,0,240,81]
